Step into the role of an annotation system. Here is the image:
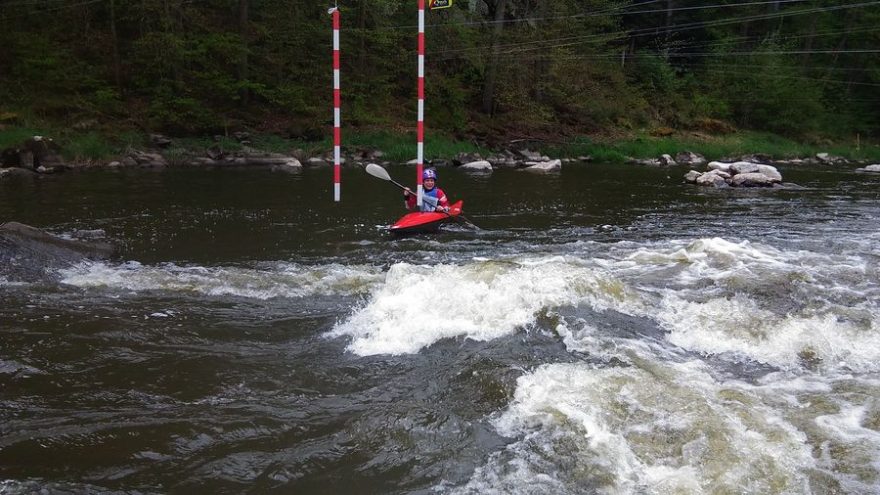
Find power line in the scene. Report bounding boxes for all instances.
[428,1,880,57]
[370,0,809,31]
[442,22,880,62]
[487,49,880,75]
[457,0,811,29]
[377,0,667,31]
[503,1,880,56]
[532,48,880,57]
[633,25,880,54]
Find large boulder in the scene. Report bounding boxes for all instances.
[707,161,732,173]
[855,164,880,173]
[687,161,784,188]
[731,172,778,187]
[683,170,702,183]
[816,153,848,165]
[695,170,729,187]
[729,162,761,175]
[675,151,707,167]
[756,164,782,181]
[522,159,562,173]
[453,152,483,166]
[224,154,303,168]
[307,157,330,167]
[1,136,64,170]
[459,160,493,173]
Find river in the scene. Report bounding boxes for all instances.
[1,162,879,494]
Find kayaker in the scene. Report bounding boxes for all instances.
[403,168,450,212]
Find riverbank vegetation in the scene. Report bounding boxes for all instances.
[4,125,880,165]
[1,0,879,160]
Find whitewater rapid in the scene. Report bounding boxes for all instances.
[52,234,880,493]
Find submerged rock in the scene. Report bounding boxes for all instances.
[0,222,114,283]
[0,167,37,180]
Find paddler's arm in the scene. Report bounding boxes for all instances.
[403,188,417,210]
[436,189,450,212]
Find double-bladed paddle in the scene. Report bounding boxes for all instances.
[365,163,409,192]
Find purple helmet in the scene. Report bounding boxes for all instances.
[423,169,437,180]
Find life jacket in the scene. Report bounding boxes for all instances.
[406,187,448,212]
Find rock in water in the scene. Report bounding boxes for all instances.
[0,222,115,282]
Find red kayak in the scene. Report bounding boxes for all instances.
[390,200,463,235]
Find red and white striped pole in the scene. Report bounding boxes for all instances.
[331,6,341,202]
[416,0,425,207]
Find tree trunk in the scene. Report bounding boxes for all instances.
[358,0,367,73]
[481,0,507,115]
[772,0,784,32]
[532,0,547,103]
[825,12,852,85]
[110,0,122,89]
[162,0,180,84]
[802,15,817,65]
[238,0,250,105]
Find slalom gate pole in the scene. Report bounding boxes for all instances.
[331,6,341,202]
[416,0,425,207]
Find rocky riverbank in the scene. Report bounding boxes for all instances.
[1,134,878,181]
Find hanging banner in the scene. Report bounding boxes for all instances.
[429,0,452,10]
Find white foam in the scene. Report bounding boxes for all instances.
[627,237,784,267]
[613,237,877,306]
[816,405,880,445]
[582,237,880,373]
[456,360,815,494]
[58,261,383,299]
[330,258,640,356]
[657,293,880,372]
[813,403,880,493]
[0,276,28,287]
[619,237,802,295]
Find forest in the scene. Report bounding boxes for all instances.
[1,0,879,148]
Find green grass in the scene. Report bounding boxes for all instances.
[61,132,117,161]
[0,127,48,149]
[2,126,141,162]
[238,130,491,163]
[1,128,118,161]
[113,131,148,151]
[542,131,880,163]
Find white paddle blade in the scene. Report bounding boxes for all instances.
[365,163,391,181]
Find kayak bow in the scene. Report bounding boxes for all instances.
[390,200,463,235]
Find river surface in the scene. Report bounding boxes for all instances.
[1,163,879,494]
